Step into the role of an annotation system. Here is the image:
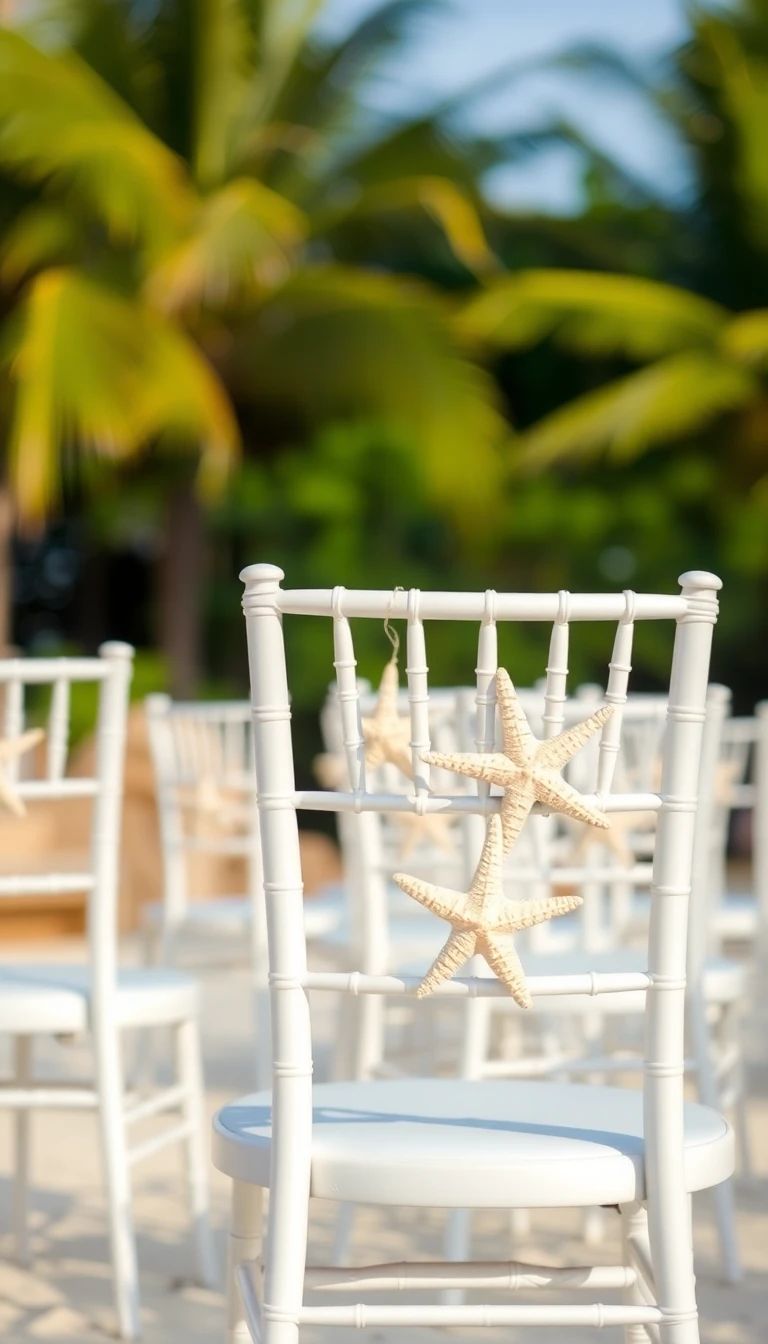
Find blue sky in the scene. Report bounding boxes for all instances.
[315,0,707,212]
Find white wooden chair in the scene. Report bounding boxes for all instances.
[0,647,216,1340]
[215,566,734,1344]
[144,694,342,967]
[324,678,747,1282]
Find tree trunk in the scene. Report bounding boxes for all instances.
[0,486,14,657]
[158,480,205,699]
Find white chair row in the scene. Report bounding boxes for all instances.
[0,646,215,1340]
[215,566,734,1344]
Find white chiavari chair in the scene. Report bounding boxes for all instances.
[215,565,735,1344]
[0,647,216,1340]
[325,674,746,1281]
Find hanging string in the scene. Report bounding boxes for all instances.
[384,586,405,664]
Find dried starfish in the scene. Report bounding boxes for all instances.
[423,669,613,853]
[392,809,456,860]
[393,813,582,1007]
[0,728,45,817]
[176,776,251,834]
[361,657,413,778]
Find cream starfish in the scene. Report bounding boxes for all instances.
[392,809,456,860]
[176,776,251,834]
[312,752,348,790]
[361,657,413,778]
[423,669,613,853]
[0,728,45,817]
[393,814,582,1007]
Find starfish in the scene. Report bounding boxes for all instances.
[176,776,251,834]
[312,752,349,790]
[361,657,413,779]
[0,728,45,817]
[422,668,613,853]
[392,809,457,860]
[393,814,582,1007]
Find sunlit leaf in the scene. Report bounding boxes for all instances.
[145,177,307,312]
[721,309,768,369]
[2,268,239,523]
[460,270,727,360]
[516,352,757,468]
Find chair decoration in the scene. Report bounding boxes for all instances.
[0,728,44,816]
[422,669,613,854]
[393,814,581,1007]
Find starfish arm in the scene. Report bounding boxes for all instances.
[496,668,537,765]
[421,750,513,786]
[533,771,611,831]
[382,739,415,780]
[490,893,583,933]
[535,704,614,771]
[417,929,477,997]
[392,873,471,926]
[0,777,26,818]
[500,781,536,853]
[469,813,505,896]
[376,656,401,716]
[362,729,387,771]
[478,931,531,1008]
[0,727,44,761]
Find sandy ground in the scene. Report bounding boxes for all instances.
[0,935,766,1343]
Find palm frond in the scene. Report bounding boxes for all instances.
[227,265,508,526]
[0,202,81,285]
[704,22,768,246]
[145,177,307,312]
[184,0,258,189]
[0,27,192,248]
[1,267,239,523]
[315,176,497,276]
[459,270,727,360]
[516,352,757,469]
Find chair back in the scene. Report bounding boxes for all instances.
[145,695,261,942]
[0,644,133,1012]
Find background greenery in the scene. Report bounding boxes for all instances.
[1,0,766,782]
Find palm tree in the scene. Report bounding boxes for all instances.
[457,3,768,497]
[0,1,508,691]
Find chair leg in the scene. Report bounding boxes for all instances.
[621,1202,657,1344]
[13,1036,32,1266]
[227,1181,264,1344]
[331,1202,355,1266]
[688,993,742,1284]
[95,1027,141,1340]
[442,1208,471,1306]
[175,1017,218,1288]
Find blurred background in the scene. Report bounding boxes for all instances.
[1,0,767,791]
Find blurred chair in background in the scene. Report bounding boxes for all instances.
[0,647,215,1340]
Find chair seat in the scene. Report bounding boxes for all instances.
[0,964,199,1034]
[213,1078,734,1208]
[142,894,341,941]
